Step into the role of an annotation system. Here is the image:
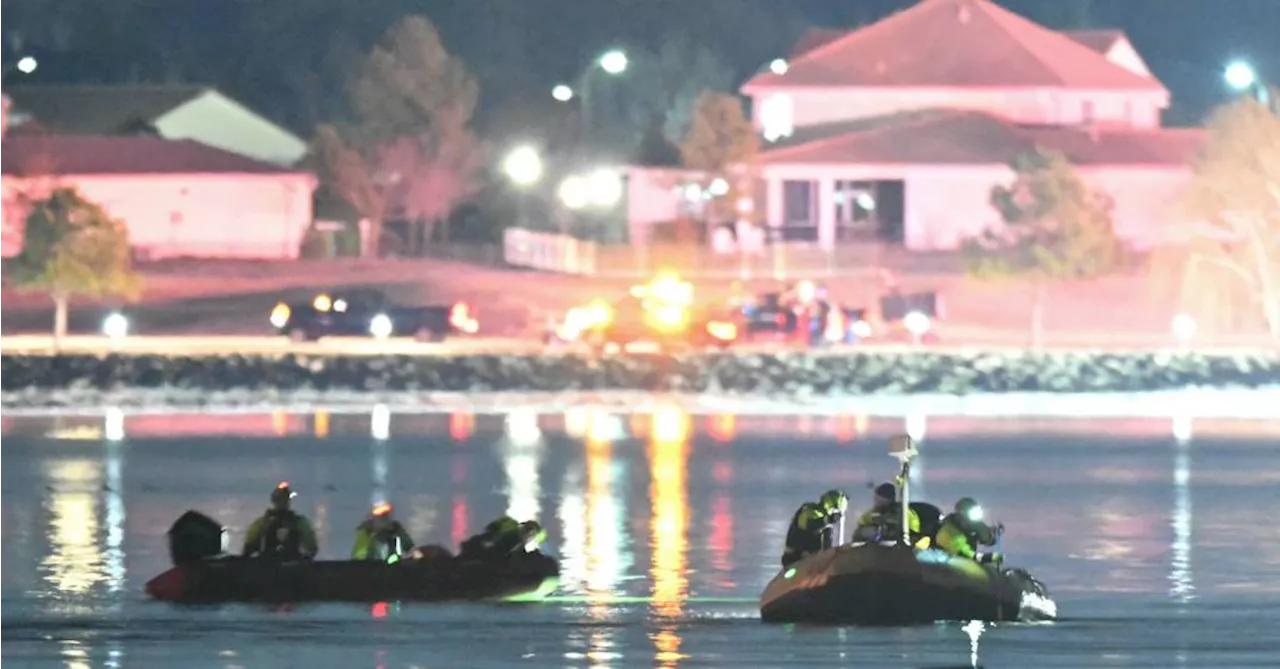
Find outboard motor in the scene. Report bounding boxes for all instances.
[168,510,228,566]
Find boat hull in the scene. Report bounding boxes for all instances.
[145,552,560,605]
[759,543,1056,625]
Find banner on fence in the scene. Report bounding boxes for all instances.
[503,228,598,275]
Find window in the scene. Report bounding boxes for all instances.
[760,94,794,142]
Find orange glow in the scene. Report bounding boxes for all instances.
[272,409,288,436]
[648,421,689,667]
[707,413,736,443]
[652,406,690,445]
[707,320,737,341]
[371,601,388,618]
[313,293,332,311]
[629,413,648,439]
[835,414,868,442]
[449,302,479,333]
[277,480,290,489]
[449,411,475,442]
[585,433,621,605]
[372,502,392,517]
[645,303,689,332]
[313,410,330,438]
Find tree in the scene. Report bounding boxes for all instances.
[9,187,142,345]
[963,148,1125,349]
[680,92,760,222]
[1176,98,1280,338]
[314,15,483,256]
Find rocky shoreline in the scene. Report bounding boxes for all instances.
[2,350,1278,409]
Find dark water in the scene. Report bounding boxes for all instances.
[3,408,1279,668]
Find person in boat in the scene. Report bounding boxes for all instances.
[935,497,1003,565]
[351,502,415,563]
[242,481,319,561]
[460,516,547,559]
[781,489,848,568]
[851,482,927,547]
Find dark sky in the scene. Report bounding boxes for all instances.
[2,0,1276,131]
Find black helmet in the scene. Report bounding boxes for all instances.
[271,481,296,510]
[873,482,897,502]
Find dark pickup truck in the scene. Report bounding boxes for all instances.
[268,289,479,342]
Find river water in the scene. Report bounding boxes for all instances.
[3,408,1279,668]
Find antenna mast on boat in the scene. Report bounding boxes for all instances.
[889,434,918,547]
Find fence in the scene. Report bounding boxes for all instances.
[502,228,598,275]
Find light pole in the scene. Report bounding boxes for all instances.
[3,55,37,77]
[553,49,628,150]
[503,145,544,230]
[1224,59,1272,108]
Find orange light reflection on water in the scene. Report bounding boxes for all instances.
[449,411,475,442]
[707,414,736,443]
[649,406,690,668]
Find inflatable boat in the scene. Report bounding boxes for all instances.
[145,510,560,604]
[760,435,1057,625]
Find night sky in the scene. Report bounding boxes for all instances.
[2,0,1276,133]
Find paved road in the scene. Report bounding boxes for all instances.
[0,335,550,357]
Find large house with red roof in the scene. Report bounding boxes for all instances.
[1,95,317,260]
[627,0,1203,252]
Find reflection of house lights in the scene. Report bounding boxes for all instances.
[564,407,589,438]
[44,460,104,595]
[587,412,623,443]
[905,411,927,443]
[314,409,330,438]
[451,494,468,549]
[372,404,390,441]
[708,414,736,442]
[709,496,734,584]
[962,620,985,668]
[272,409,288,436]
[1170,439,1194,603]
[504,444,543,522]
[586,436,625,601]
[505,409,542,446]
[104,444,125,593]
[650,423,689,667]
[652,406,690,444]
[449,411,475,442]
[557,476,587,593]
[104,407,125,442]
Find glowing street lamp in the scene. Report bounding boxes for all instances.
[769,58,788,75]
[599,49,628,75]
[1172,313,1197,349]
[558,175,589,210]
[16,56,37,74]
[1224,59,1271,107]
[552,84,574,102]
[558,169,623,211]
[502,145,543,187]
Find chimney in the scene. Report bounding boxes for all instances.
[1,94,9,142]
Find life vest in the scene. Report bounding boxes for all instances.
[259,510,303,559]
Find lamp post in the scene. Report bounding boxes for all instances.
[1224,60,1272,108]
[3,55,37,77]
[502,145,544,229]
[553,49,628,150]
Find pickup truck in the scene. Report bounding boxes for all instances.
[268,289,479,342]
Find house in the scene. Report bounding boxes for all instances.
[627,0,1203,252]
[1,134,317,260]
[2,85,308,166]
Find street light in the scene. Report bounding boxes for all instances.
[599,49,628,75]
[552,84,574,102]
[769,58,788,75]
[1224,59,1271,107]
[558,168,622,211]
[4,55,37,76]
[503,145,543,187]
[503,145,543,230]
[558,175,589,210]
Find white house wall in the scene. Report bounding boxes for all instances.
[1,173,316,259]
[157,92,308,166]
[750,87,1168,132]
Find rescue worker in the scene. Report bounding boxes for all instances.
[851,482,925,546]
[242,481,319,561]
[935,497,1003,565]
[460,516,545,559]
[781,489,848,568]
[351,502,415,563]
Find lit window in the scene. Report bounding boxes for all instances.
[760,94,794,142]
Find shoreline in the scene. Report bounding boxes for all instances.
[4,388,1280,418]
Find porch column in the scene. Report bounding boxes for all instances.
[816,178,835,250]
[764,176,784,232]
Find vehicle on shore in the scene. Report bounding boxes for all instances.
[269,289,478,342]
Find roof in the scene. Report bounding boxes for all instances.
[3,85,210,134]
[789,28,844,59]
[1,135,299,175]
[756,109,1203,167]
[1061,29,1126,55]
[746,0,1165,92]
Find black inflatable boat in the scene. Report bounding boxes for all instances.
[759,500,1056,625]
[145,510,560,604]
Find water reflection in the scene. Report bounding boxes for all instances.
[649,406,690,668]
[1170,417,1195,603]
[585,433,625,600]
[43,460,104,595]
[449,410,474,442]
[104,440,126,594]
[502,410,544,523]
[709,429,735,588]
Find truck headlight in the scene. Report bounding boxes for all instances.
[369,313,393,339]
[270,303,290,328]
